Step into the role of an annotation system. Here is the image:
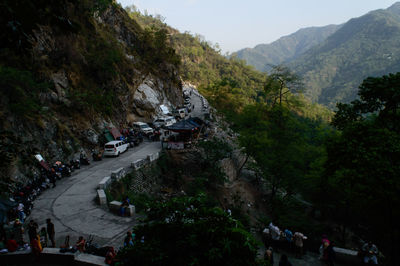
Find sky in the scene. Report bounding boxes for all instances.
[116,0,398,53]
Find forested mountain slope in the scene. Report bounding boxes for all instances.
[289,3,400,107]
[0,0,182,189]
[233,24,340,72]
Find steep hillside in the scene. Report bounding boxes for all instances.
[0,0,182,189]
[125,6,267,110]
[290,3,400,106]
[233,24,340,72]
[126,6,334,118]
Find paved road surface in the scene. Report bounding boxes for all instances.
[184,86,209,120]
[28,141,161,248]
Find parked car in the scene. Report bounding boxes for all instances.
[166,116,176,125]
[172,108,187,119]
[126,134,142,147]
[153,116,177,128]
[103,140,129,157]
[132,122,154,135]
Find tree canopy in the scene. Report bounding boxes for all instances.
[323,72,400,264]
[117,194,259,266]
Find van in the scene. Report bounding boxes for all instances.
[173,108,187,119]
[104,140,129,157]
[153,116,177,128]
[132,122,154,135]
[165,116,176,126]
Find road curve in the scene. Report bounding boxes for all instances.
[28,141,161,248]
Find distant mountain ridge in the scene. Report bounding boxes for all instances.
[233,24,341,71]
[289,2,400,106]
[235,2,400,107]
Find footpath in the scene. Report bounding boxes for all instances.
[28,141,161,249]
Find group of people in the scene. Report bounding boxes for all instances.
[265,221,380,265]
[264,222,308,265]
[0,218,55,256]
[266,222,307,258]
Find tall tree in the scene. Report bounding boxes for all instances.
[264,65,303,107]
[324,73,400,264]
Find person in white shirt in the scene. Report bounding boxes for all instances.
[293,231,306,258]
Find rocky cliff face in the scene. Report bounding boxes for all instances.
[0,1,182,190]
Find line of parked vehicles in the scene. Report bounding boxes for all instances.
[103,120,169,157]
[6,98,195,222]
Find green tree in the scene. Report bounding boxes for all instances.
[118,195,259,266]
[264,65,303,107]
[236,104,307,219]
[324,73,400,264]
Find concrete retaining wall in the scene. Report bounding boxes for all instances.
[0,247,106,265]
[147,151,159,162]
[97,189,107,207]
[131,151,159,170]
[111,167,126,181]
[131,159,146,170]
[333,247,360,265]
[98,176,111,190]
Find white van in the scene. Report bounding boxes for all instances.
[173,108,187,119]
[153,116,176,128]
[104,140,129,157]
[132,122,154,135]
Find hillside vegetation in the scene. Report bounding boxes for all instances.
[290,3,400,107]
[0,0,182,189]
[234,24,340,72]
[234,2,400,108]
[126,6,332,119]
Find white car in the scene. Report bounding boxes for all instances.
[173,108,187,119]
[153,116,176,128]
[104,140,129,157]
[132,122,154,135]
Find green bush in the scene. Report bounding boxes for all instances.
[0,66,49,117]
[118,195,259,266]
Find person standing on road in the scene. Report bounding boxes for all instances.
[28,220,38,242]
[293,231,306,258]
[46,218,56,247]
[362,241,378,265]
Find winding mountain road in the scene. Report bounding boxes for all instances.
[28,141,161,248]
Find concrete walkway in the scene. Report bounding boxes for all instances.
[28,141,161,249]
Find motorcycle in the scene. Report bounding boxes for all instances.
[92,150,103,161]
[61,164,72,177]
[85,235,111,256]
[71,159,80,170]
[80,153,90,165]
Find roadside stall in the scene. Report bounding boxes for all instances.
[165,119,200,149]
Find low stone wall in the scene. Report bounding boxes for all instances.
[131,159,146,170]
[0,247,106,265]
[111,167,126,182]
[131,151,159,170]
[147,151,159,162]
[97,189,107,207]
[95,151,160,214]
[109,200,135,216]
[333,247,360,265]
[98,176,111,190]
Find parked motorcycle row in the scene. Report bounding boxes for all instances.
[6,153,96,224]
[6,128,148,224]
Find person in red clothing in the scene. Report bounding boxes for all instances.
[105,247,116,265]
[6,234,18,252]
[75,236,85,252]
[31,235,43,256]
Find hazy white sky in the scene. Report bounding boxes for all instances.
[117,0,398,53]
